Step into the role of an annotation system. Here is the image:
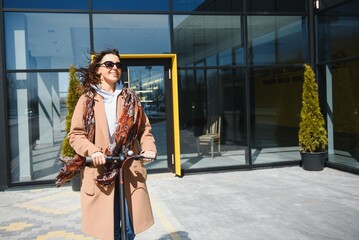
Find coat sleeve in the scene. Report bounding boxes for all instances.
[68,95,101,157]
[137,109,157,154]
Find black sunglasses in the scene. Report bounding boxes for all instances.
[98,61,123,69]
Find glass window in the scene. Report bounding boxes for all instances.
[250,67,303,164]
[248,0,305,12]
[93,14,170,54]
[173,0,242,12]
[173,15,242,67]
[92,0,169,11]
[7,72,69,183]
[323,0,359,15]
[317,0,359,62]
[319,0,346,9]
[247,16,307,65]
[178,69,195,129]
[220,68,247,147]
[206,54,217,66]
[318,61,359,170]
[3,0,88,10]
[4,13,90,70]
[218,49,232,66]
[234,47,245,65]
[178,67,248,169]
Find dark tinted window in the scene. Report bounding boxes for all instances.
[248,16,307,65]
[173,0,242,12]
[250,67,303,150]
[92,0,169,11]
[248,0,305,13]
[321,0,359,15]
[93,14,170,54]
[173,15,242,67]
[3,0,88,9]
[318,61,359,170]
[319,0,346,8]
[317,0,359,61]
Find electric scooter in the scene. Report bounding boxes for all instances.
[86,150,153,240]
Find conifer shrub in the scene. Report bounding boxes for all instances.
[61,65,82,157]
[298,64,328,153]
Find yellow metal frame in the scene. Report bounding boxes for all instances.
[121,54,182,177]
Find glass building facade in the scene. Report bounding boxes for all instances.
[0,0,358,189]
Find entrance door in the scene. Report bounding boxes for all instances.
[121,55,180,175]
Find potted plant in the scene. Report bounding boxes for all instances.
[298,64,328,171]
[61,65,82,190]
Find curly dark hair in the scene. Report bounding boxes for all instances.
[76,49,121,93]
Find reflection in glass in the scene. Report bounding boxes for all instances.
[4,12,90,70]
[206,54,217,66]
[319,0,347,9]
[250,68,303,164]
[248,16,306,65]
[92,0,169,11]
[319,62,359,169]
[93,14,170,54]
[7,72,69,183]
[248,0,305,12]
[127,66,166,124]
[221,68,247,146]
[178,67,248,170]
[125,65,168,170]
[173,0,242,12]
[235,47,245,65]
[318,11,359,61]
[4,0,88,9]
[317,0,359,171]
[173,15,242,67]
[218,49,232,66]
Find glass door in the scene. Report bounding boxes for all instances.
[122,58,175,173]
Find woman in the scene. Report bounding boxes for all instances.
[68,49,156,240]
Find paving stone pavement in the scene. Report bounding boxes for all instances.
[0,166,358,240]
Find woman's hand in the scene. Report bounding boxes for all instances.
[91,151,106,166]
[141,151,156,162]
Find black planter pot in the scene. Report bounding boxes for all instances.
[71,174,81,191]
[300,152,326,171]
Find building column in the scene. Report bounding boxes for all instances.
[326,66,334,155]
[0,4,10,189]
[15,29,32,181]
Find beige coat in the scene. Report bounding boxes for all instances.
[69,91,156,240]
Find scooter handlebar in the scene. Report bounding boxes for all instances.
[85,151,154,164]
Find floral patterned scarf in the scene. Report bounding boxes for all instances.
[55,86,143,187]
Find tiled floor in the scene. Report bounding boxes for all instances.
[1,167,358,240]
